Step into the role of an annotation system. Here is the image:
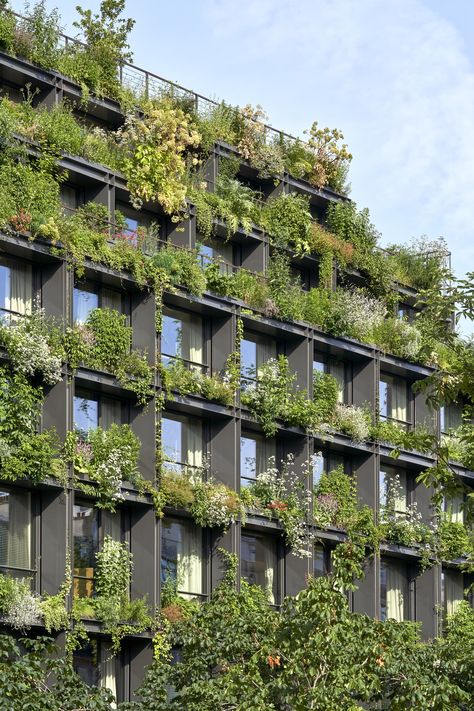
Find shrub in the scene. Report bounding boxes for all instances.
[242,454,313,557]
[67,424,141,510]
[151,244,207,296]
[0,307,63,385]
[334,403,371,442]
[118,97,201,215]
[326,288,386,342]
[261,192,312,254]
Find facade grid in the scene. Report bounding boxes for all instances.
[0,48,471,703]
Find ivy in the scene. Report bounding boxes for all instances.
[64,308,154,405]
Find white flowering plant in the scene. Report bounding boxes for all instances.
[0,576,41,631]
[66,424,141,510]
[241,454,315,558]
[0,305,63,384]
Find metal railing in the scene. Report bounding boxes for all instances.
[10,10,302,150]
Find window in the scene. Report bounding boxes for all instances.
[241,533,278,604]
[379,374,409,428]
[397,304,418,323]
[73,283,122,324]
[441,569,465,617]
[162,415,204,476]
[60,184,82,213]
[0,257,32,323]
[379,466,408,516]
[443,494,464,525]
[197,238,233,274]
[313,543,330,578]
[380,558,409,621]
[312,451,346,487]
[73,505,99,598]
[240,434,274,487]
[73,392,123,438]
[73,640,118,701]
[440,403,463,434]
[116,202,154,244]
[161,308,205,372]
[161,519,205,599]
[0,489,33,580]
[313,355,347,404]
[73,505,120,598]
[240,333,275,387]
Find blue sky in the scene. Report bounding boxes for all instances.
[11,0,474,289]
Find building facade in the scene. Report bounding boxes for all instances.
[0,42,471,704]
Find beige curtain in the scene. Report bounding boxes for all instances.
[100,642,117,708]
[9,263,32,316]
[185,420,203,477]
[6,491,31,570]
[188,317,203,369]
[102,511,121,542]
[263,538,276,605]
[256,439,275,477]
[177,520,202,599]
[330,361,345,404]
[101,288,122,312]
[386,560,406,622]
[256,338,275,376]
[391,377,407,423]
[444,570,464,616]
[100,398,122,430]
[444,495,464,525]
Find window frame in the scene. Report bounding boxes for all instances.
[379,372,412,429]
[160,517,209,601]
[241,531,280,606]
[0,485,38,585]
[161,305,209,374]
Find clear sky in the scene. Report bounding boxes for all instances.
[10,0,474,287]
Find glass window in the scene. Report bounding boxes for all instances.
[0,257,32,322]
[161,519,204,599]
[312,452,346,487]
[241,534,278,604]
[313,356,347,404]
[161,308,205,371]
[197,238,233,273]
[60,184,81,213]
[73,640,117,699]
[73,283,122,324]
[440,403,463,434]
[162,416,203,475]
[73,505,99,598]
[443,494,464,525]
[313,544,329,578]
[0,489,32,579]
[379,374,409,426]
[73,393,123,437]
[240,434,274,487]
[73,641,99,687]
[379,466,408,515]
[380,559,409,621]
[73,285,99,324]
[241,333,275,386]
[441,569,465,617]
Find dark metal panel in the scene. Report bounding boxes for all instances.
[211,418,237,490]
[40,490,67,595]
[415,566,438,639]
[130,401,156,482]
[353,556,377,617]
[130,507,157,607]
[131,290,156,363]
